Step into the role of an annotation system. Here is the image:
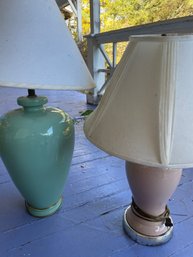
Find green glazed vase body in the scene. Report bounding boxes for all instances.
[0,96,74,217]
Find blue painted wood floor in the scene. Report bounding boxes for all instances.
[0,87,193,257]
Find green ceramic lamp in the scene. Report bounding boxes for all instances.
[0,0,95,217]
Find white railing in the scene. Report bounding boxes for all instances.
[86,15,193,104]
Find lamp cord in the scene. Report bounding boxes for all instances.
[131,198,173,227]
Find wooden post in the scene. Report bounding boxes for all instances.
[76,0,83,42]
[86,0,105,105]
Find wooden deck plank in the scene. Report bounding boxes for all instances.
[7,222,131,257]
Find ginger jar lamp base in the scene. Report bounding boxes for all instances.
[0,90,74,217]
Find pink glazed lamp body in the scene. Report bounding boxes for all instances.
[124,162,182,245]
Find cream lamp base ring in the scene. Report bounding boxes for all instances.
[25,197,63,217]
[123,205,173,246]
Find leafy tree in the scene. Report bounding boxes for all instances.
[74,0,193,62]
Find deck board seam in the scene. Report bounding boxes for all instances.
[71,154,110,166]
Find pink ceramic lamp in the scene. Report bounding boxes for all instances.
[84,34,193,245]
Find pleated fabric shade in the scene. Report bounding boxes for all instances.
[0,0,95,90]
[84,34,193,168]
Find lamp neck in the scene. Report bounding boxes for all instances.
[17,95,48,112]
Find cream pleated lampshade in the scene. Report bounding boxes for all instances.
[0,0,95,90]
[84,34,193,168]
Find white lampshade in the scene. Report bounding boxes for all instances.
[0,0,95,90]
[84,34,193,168]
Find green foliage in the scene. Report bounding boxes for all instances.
[80,0,193,62]
[145,0,193,22]
[80,109,94,116]
[99,0,193,31]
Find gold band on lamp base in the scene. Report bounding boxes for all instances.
[123,162,182,246]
